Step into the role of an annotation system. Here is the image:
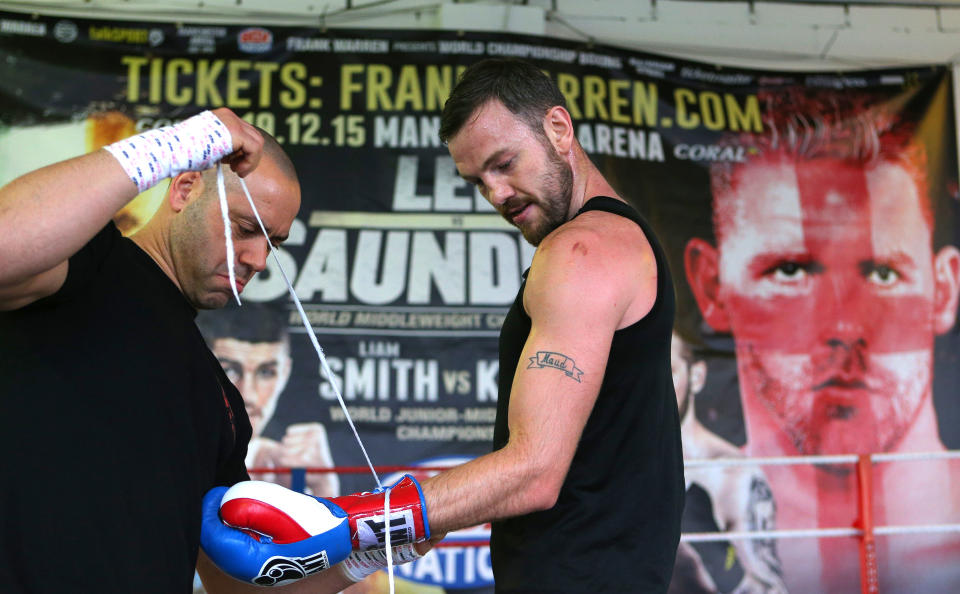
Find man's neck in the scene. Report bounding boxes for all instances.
[566,148,621,219]
[130,221,182,293]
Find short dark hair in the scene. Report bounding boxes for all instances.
[439,58,568,143]
[196,302,289,347]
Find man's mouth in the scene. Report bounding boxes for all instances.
[812,377,871,419]
[506,203,531,224]
[812,377,869,391]
[219,274,247,293]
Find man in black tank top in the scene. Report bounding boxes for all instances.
[411,58,684,592]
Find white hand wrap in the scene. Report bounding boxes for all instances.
[103,110,233,192]
[340,544,423,583]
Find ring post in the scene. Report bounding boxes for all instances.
[856,454,879,593]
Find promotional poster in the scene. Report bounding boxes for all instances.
[1,11,957,592]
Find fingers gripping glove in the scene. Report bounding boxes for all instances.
[329,475,431,551]
[200,482,352,586]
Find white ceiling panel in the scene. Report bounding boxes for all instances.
[0,0,957,69]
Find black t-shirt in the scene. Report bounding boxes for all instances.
[490,197,685,593]
[0,223,251,593]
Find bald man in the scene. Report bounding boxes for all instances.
[0,109,310,592]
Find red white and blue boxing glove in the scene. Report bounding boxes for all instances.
[327,474,431,551]
[200,482,352,586]
[201,475,430,586]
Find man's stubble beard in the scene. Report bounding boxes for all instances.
[741,343,930,475]
[522,141,574,247]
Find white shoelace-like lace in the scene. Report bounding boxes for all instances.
[217,165,398,592]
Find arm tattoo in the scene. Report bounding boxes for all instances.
[527,351,584,383]
[746,476,784,580]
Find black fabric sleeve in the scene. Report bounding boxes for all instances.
[37,222,121,306]
[216,378,252,486]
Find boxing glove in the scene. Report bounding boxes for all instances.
[200,482,351,586]
[328,475,431,551]
[203,475,430,586]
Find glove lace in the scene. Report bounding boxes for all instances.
[217,173,399,590]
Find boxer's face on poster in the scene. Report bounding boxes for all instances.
[449,100,573,246]
[707,156,944,455]
[213,338,291,436]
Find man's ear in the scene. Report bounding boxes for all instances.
[933,245,960,335]
[543,106,575,155]
[689,360,707,396]
[684,238,731,332]
[168,171,204,213]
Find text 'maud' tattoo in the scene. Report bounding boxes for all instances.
[528,351,584,383]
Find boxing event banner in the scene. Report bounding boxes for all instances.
[1,10,958,593]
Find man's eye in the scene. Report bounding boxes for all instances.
[497,160,513,172]
[867,265,900,286]
[234,223,256,237]
[770,262,807,282]
[256,366,278,380]
[223,365,241,383]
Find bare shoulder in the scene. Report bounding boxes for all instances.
[525,208,658,328]
[698,426,744,459]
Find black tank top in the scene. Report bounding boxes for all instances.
[490,196,684,593]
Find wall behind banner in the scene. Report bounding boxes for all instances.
[2,11,959,593]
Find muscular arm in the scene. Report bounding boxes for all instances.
[421,217,655,534]
[0,150,134,309]
[0,107,261,310]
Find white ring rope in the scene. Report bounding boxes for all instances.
[870,450,960,463]
[684,454,859,469]
[684,450,960,469]
[217,174,398,589]
[873,523,960,536]
[682,450,960,543]
[683,527,862,543]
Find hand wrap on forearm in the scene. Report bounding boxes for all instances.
[103,110,233,192]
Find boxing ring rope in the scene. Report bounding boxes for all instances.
[249,449,960,593]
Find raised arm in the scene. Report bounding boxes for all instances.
[0,107,261,310]
[420,216,656,534]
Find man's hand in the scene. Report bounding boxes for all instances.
[279,423,340,497]
[210,107,263,177]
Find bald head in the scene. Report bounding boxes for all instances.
[257,126,298,184]
[197,126,299,206]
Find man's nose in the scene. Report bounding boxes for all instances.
[816,275,870,359]
[239,238,270,273]
[487,177,515,208]
[240,373,258,401]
